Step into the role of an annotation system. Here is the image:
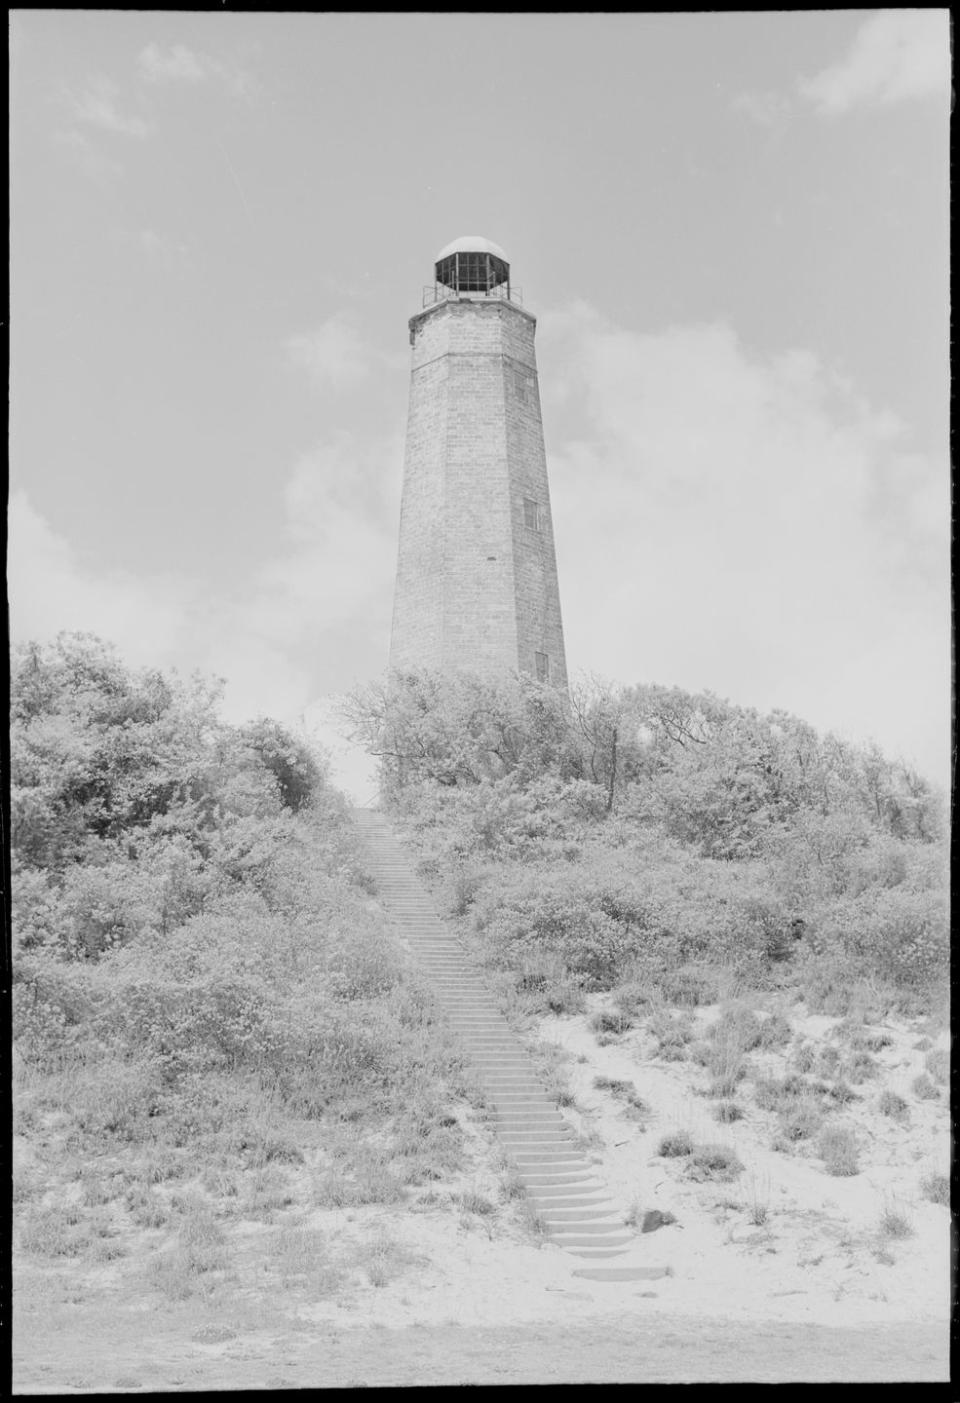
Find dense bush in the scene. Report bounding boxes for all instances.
[347,668,947,1007]
[11,635,468,1183]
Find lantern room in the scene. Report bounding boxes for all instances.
[433,235,511,297]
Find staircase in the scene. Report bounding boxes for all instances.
[352,808,669,1281]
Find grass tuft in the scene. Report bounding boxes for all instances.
[686,1143,744,1182]
[878,1089,909,1121]
[920,1172,949,1206]
[817,1124,860,1177]
[878,1204,913,1240]
[657,1129,694,1158]
[911,1073,940,1102]
[778,1099,824,1141]
[758,1013,792,1049]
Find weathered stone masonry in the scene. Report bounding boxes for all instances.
[389,240,568,687]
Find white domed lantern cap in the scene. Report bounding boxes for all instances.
[434,235,510,293]
[435,235,508,262]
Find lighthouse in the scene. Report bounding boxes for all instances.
[389,236,567,688]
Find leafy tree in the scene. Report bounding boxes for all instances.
[343,669,577,799]
[10,633,330,962]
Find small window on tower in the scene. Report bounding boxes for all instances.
[535,652,550,682]
[523,498,540,531]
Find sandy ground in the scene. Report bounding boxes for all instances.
[13,998,953,1388]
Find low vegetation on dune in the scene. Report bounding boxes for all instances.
[346,668,950,1215]
[11,636,493,1315]
[12,648,950,1371]
[346,668,948,1022]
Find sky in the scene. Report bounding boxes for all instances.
[9,11,952,801]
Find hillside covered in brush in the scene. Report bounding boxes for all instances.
[11,634,474,1256]
[346,670,948,1013]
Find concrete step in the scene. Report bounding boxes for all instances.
[527,1195,613,1208]
[353,813,663,1270]
[515,1174,603,1189]
[499,1143,580,1154]
[507,1143,586,1155]
[487,1096,558,1106]
[567,1249,633,1260]
[497,1128,576,1140]
[538,1208,624,1224]
[572,1266,672,1282]
[477,1077,548,1085]
[546,1233,635,1249]
[545,1217,631,1234]
[508,1153,587,1166]
[493,1114,567,1126]
[487,1096,558,1107]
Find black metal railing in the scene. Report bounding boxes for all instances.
[421,284,523,309]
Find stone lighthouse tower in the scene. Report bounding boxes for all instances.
[389,236,567,688]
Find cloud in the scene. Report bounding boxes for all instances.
[8,422,401,786]
[285,316,375,390]
[799,9,951,115]
[537,304,951,784]
[138,42,252,97]
[137,229,190,267]
[240,433,399,650]
[8,492,192,665]
[731,90,792,128]
[53,129,124,183]
[70,77,149,137]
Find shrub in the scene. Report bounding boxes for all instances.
[779,1100,824,1141]
[18,1206,89,1258]
[447,867,487,917]
[686,1143,744,1181]
[878,1205,913,1240]
[792,1043,816,1073]
[920,1172,949,1206]
[759,1013,792,1050]
[659,967,717,1008]
[658,1129,694,1158]
[714,1101,743,1124]
[707,1054,745,1098]
[459,1190,496,1216]
[613,982,657,1016]
[856,1031,893,1053]
[593,1076,648,1114]
[650,1010,695,1062]
[818,1124,860,1176]
[753,1074,808,1113]
[840,1051,878,1084]
[878,1089,909,1121]
[543,980,587,1015]
[924,1049,948,1085]
[827,1080,859,1106]
[590,1008,634,1036]
[710,1005,762,1053]
[912,1073,940,1101]
[593,1075,630,1094]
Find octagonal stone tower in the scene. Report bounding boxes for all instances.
[389,236,567,688]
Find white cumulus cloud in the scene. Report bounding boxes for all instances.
[138,43,252,97]
[285,316,375,391]
[537,304,951,784]
[70,77,149,137]
[799,9,951,115]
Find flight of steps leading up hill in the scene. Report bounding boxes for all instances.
[352,807,669,1283]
